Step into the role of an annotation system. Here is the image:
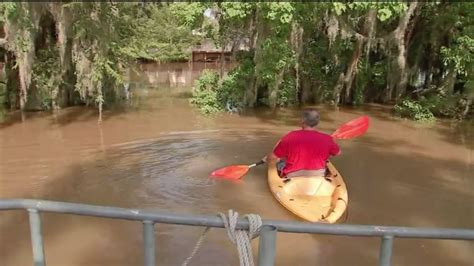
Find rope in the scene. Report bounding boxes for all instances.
[182,210,262,266]
[182,227,210,266]
[219,210,263,266]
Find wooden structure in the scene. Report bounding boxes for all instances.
[191,50,232,62]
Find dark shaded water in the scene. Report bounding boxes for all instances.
[0,62,473,265]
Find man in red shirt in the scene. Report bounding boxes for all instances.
[266,109,340,179]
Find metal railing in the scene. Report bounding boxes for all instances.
[1,199,473,266]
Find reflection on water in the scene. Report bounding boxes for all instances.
[0,62,473,266]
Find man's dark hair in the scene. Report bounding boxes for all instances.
[303,109,320,127]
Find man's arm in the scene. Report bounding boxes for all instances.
[265,152,279,164]
[263,137,288,163]
[329,138,341,156]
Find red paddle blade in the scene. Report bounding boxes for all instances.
[331,115,370,139]
[210,165,250,179]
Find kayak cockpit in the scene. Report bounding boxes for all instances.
[268,161,348,223]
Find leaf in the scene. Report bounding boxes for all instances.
[377,8,392,22]
[333,2,347,16]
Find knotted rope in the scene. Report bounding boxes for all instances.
[182,210,262,266]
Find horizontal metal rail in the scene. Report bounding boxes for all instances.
[1,198,473,266]
[2,199,473,239]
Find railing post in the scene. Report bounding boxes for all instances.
[258,225,277,266]
[143,220,155,266]
[379,235,394,266]
[28,209,46,266]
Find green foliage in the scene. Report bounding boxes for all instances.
[0,83,5,109]
[439,4,473,87]
[333,2,408,22]
[1,2,208,114]
[395,93,470,121]
[31,48,62,109]
[441,35,474,76]
[218,57,254,108]
[394,99,435,122]
[118,3,205,62]
[68,2,126,110]
[0,54,5,107]
[332,3,347,16]
[221,2,253,19]
[190,70,223,114]
[277,74,297,107]
[257,38,294,86]
[1,2,21,20]
[376,3,408,22]
[1,2,473,121]
[251,4,296,107]
[168,2,206,27]
[419,94,471,119]
[263,2,294,24]
[190,56,257,114]
[1,3,34,54]
[354,59,372,105]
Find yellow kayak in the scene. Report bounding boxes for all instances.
[267,161,348,223]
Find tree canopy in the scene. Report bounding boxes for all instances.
[1,2,472,121]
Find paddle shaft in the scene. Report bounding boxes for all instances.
[248,160,265,168]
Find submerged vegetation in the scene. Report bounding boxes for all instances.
[0,2,473,121]
[394,99,435,122]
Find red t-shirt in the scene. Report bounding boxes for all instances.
[273,129,340,176]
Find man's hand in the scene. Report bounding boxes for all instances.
[266,153,279,164]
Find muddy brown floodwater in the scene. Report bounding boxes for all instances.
[1,62,473,266]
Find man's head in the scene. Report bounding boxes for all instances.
[302,108,320,128]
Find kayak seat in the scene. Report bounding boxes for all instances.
[283,176,336,197]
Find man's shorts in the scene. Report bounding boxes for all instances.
[277,160,327,178]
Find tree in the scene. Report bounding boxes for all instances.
[0,2,207,120]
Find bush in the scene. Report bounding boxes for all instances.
[191,58,255,114]
[190,70,223,114]
[277,74,297,107]
[218,57,254,109]
[394,99,435,122]
[31,48,62,109]
[418,94,467,119]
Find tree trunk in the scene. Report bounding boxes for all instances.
[384,50,396,103]
[336,9,377,104]
[343,39,363,104]
[269,68,285,109]
[230,38,239,62]
[4,2,43,110]
[291,22,304,105]
[219,44,225,78]
[333,73,345,105]
[55,4,76,108]
[5,52,19,110]
[461,98,472,119]
[439,67,457,95]
[326,14,339,47]
[365,9,377,65]
[54,3,72,72]
[16,48,34,110]
[4,22,31,110]
[244,7,259,107]
[389,2,419,102]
